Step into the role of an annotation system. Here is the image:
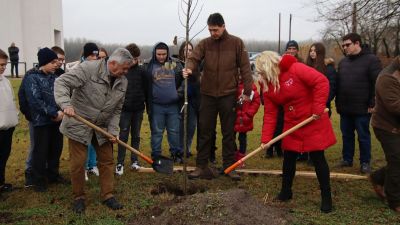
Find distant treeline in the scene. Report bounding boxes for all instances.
[64,37,293,63]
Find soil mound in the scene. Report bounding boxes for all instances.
[131,188,290,225]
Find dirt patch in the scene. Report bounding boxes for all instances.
[150,181,208,196]
[130,188,291,225]
[0,212,15,224]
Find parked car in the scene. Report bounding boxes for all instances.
[249,53,260,72]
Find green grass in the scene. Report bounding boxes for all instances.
[1,78,399,224]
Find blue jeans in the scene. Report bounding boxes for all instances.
[85,144,97,169]
[180,103,198,154]
[117,110,144,165]
[151,103,182,159]
[340,114,371,164]
[26,122,34,172]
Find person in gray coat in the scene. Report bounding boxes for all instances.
[54,48,133,214]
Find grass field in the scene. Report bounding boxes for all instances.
[1,78,399,225]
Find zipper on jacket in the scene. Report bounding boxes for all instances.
[217,41,220,96]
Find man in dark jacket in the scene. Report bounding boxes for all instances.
[145,42,183,163]
[115,43,147,175]
[369,56,400,213]
[183,13,253,180]
[335,33,382,173]
[8,43,19,78]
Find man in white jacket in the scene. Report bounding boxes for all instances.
[0,49,19,193]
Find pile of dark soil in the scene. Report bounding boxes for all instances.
[131,188,290,225]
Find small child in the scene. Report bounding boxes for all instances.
[234,78,260,167]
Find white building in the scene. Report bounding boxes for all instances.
[0,0,63,76]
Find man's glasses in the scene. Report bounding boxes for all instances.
[342,43,353,48]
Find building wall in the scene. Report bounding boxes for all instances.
[0,0,63,76]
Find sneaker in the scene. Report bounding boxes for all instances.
[360,163,371,174]
[72,198,85,214]
[130,161,141,170]
[336,160,353,168]
[173,153,184,164]
[87,166,99,176]
[102,197,123,210]
[115,164,124,176]
[85,171,89,181]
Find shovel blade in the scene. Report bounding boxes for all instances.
[152,156,174,175]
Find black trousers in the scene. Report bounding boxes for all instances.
[10,61,18,77]
[0,127,15,185]
[370,128,400,209]
[32,124,63,186]
[196,94,237,168]
[281,150,331,193]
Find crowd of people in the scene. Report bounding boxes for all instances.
[0,12,399,214]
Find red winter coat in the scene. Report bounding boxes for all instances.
[234,82,260,132]
[261,55,336,152]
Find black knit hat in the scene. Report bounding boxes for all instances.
[286,40,299,50]
[37,47,58,67]
[83,42,99,58]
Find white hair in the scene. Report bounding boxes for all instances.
[108,48,133,64]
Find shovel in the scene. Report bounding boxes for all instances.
[72,114,173,175]
[224,108,329,174]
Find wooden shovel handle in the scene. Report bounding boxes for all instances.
[224,108,329,174]
[72,114,154,164]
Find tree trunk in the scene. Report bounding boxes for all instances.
[382,38,391,58]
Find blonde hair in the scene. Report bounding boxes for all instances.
[255,51,281,92]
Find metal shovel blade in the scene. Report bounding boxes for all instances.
[152,156,174,175]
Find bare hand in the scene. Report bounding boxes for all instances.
[368,107,375,113]
[109,135,119,144]
[182,68,192,78]
[63,106,75,117]
[52,111,64,122]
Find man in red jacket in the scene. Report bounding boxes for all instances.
[183,13,253,180]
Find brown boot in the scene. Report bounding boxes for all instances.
[188,167,203,179]
[368,176,386,200]
[226,170,241,181]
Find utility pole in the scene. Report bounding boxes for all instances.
[278,13,281,54]
[289,13,292,41]
[352,2,357,33]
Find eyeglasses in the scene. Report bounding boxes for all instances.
[342,43,353,48]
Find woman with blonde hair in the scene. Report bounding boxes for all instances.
[256,51,336,213]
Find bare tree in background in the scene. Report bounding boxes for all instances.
[177,0,206,195]
[313,0,400,56]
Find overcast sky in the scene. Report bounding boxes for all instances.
[62,0,325,46]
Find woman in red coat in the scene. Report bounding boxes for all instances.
[255,51,336,213]
[234,79,260,166]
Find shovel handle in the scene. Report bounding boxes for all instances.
[224,108,329,174]
[72,114,154,165]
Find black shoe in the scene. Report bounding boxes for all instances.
[320,191,333,213]
[0,183,12,193]
[25,171,34,188]
[274,191,293,202]
[103,197,123,210]
[336,160,353,168]
[72,198,85,214]
[49,176,70,185]
[360,163,371,174]
[34,185,48,193]
[172,152,184,164]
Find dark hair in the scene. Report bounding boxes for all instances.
[99,47,109,57]
[342,33,362,45]
[207,13,225,26]
[0,49,9,60]
[51,46,65,55]
[125,43,140,57]
[178,41,193,61]
[306,42,327,74]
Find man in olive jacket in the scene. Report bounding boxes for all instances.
[183,13,253,180]
[54,48,132,213]
[369,56,400,213]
